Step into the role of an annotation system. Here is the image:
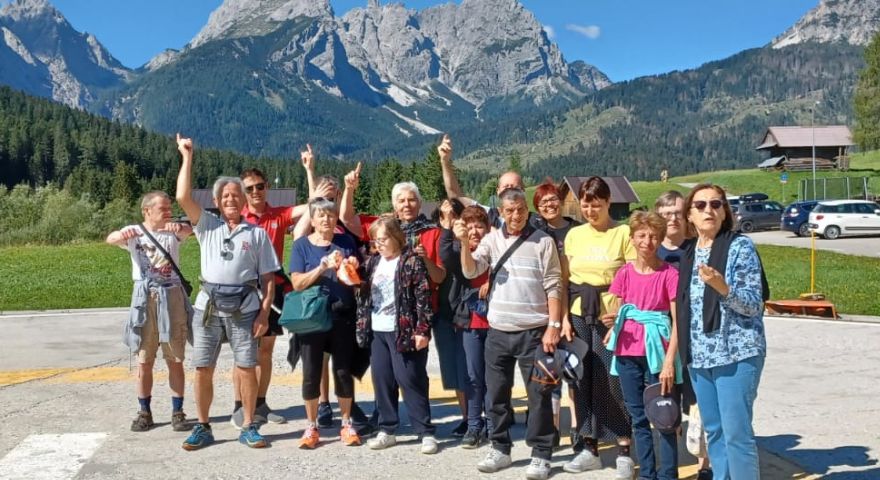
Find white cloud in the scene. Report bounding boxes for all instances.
[543,25,556,39]
[566,24,601,40]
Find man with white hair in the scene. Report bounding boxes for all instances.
[175,134,280,451]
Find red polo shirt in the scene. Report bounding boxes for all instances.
[241,203,295,261]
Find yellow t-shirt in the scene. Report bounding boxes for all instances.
[564,223,636,315]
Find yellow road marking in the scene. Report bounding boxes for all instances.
[0,368,75,386]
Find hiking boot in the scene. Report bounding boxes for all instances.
[420,435,439,455]
[451,419,468,438]
[615,455,635,480]
[460,427,484,449]
[317,401,334,429]
[171,411,188,432]
[697,468,714,480]
[340,423,361,446]
[367,431,396,450]
[299,425,320,449]
[230,407,245,431]
[182,424,214,451]
[130,411,154,432]
[563,449,601,473]
[239,423,268,449]
[525,457,551,480]
[476,448,512,473]
[255,403,286,424]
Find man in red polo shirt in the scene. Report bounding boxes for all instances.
[231,162,309,428]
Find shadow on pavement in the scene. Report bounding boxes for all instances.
[759,434,878,478]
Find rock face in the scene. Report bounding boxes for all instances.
[189,0,334,49]
[772,0,880,48]
[0,0,129,108]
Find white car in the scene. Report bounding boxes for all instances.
[808,200,880,239]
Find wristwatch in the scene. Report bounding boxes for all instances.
[548,321,562,329]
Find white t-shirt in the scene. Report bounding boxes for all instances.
[370,256,400,333]
[125,225,185,283]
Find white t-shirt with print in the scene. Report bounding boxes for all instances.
[125,225,185,284]
[371,256,400,333]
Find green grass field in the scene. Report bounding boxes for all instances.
[1,241,877,315]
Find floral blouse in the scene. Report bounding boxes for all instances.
[356,249,433,353]
[689,236,767,369]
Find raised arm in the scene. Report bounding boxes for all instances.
[174,134,201,226]
[340,162,363,235]
[438,134,475,205]
[301,144,316,198]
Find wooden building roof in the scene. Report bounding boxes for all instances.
[756,126,853,150]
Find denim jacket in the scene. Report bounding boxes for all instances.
[124,279,193,350]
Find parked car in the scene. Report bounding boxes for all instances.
[781,200,819,237]
[809,200,880,239]
[734,200,784,233]
[728,192,769,209]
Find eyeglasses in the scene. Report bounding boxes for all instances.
[691,200,725,211]
[221,238,234,261]
[245,183,266,193]
[659,211,683,219]
[538,197,560,207]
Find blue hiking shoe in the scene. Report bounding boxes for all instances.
[239,423,268,448]
[182,424,214,451]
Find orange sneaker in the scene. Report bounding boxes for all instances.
[340,423,361,446]
[299,426,319,449]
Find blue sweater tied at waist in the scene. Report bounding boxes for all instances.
[606,303,682,383]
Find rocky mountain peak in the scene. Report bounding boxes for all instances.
[772,0,880,48]
[0,0,61,22]
[189,0,333,49]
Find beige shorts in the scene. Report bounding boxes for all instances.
[138,287,188,364]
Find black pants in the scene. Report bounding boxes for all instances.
[370,331,435,436]
[298,314,356,400]
[485,327,555,460]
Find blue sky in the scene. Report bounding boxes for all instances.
[49,0,819,81]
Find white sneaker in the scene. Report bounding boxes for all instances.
[477,448,512,473]
[615,456,635,480]
[367,431,396,450]
[420,435,439,454]
[525,457,551,480]
[563,449,601,473]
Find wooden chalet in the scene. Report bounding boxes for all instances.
[558,176,640,221]
[756,126,854,172]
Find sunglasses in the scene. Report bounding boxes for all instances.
[692,200,725,211]
[245,183,266,193]
[221,238,234,261]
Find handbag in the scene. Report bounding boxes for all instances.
[279,285,332,335]
[138,223,194,296]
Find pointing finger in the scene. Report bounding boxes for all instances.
[306,143,313,155]
[176,133,181,142]
[355,161,362,176]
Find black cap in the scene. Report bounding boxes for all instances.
[555,336,588,384]
[531,348,562,393]
[643,383,681,434]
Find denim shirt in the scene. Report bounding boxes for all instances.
[124,279,193,350]
[688,236,766,369]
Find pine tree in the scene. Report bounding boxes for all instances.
[414,145,445,203]
[854,31,880,150]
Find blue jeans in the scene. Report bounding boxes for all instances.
[616,356,678,480]
[461,328,489,430]
[690,355,764,480]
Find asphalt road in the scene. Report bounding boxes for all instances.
[1,309,878,479]
[746,230,880,258]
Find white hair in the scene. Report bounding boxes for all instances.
[391,181,422,204]
[212,176,245,200]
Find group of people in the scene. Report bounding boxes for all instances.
[107,133,768,480]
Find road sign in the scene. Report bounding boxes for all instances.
[780,172,789,184]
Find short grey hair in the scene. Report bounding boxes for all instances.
[140,191,171,210]
[212,176,245,200]
[654,190,684,210]
[499,187,526,204]
[391,181,422,204]
[309,197,337,217]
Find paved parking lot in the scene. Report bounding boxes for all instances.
[1,309,878,478]
[747,230,880,258]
